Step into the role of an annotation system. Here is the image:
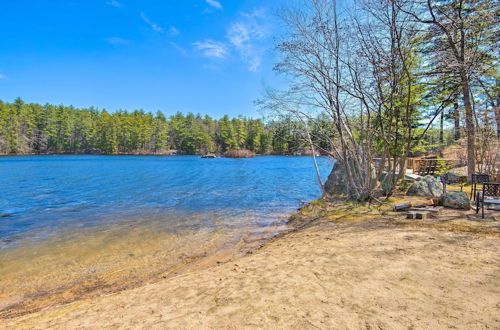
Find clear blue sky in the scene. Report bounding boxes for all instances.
[0,0,286,118]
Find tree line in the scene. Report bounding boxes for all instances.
[0,98,332,155]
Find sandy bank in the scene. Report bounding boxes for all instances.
[4,202,499,329]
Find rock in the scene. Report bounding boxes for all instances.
[325,160,377,195]
[324,159,376,197]
[406,211,429,220]
[444,166,468,184]
[416,212,429,220]
[201,153,217,158]
[407,175,443,197]
[379,173,399,196]
[441,192,471,210]
[407,211,417,219]
[325,160,349,195]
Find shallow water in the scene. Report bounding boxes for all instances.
[0,155,332,316]
[0,155,332,248]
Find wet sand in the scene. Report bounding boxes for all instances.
[0,219,281,319]
[3,203,499,329]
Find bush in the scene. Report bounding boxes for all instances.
[224,149,256,158]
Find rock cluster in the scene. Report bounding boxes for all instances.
[406,175,443,197]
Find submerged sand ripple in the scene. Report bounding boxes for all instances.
[0,220,277,319]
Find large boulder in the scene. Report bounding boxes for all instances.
[444,166,468,184]
[325,161,349,195]
[441,192,471,210]
[407,175,443,197]
[325,159,376,197]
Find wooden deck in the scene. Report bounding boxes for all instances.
[406,158,458,176]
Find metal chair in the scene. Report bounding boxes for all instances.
[471,174,490,201]
[476,183,500,218]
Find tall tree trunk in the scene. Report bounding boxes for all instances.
[495,78,500,139]
[453,97,461,141]
[439,109,444,145]
[460,69,475,182]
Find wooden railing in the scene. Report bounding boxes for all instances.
[406,158,458,176]
[373,157,459,176]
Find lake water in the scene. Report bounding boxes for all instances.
[0,155,333,316]
[0,155,332,249]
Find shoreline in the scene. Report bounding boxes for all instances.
[0,216,288,320]
[0,153,323,157]
[3,199,499,328]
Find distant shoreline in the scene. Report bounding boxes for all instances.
[0,153,321,157]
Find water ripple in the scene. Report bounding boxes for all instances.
[0,155,333,248]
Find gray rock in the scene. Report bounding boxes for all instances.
[325,160,349,195]
[407,175,443,197]
[325,159,376,198]
[444,166,467,184]
[441,192,471,210]
[380,173,398,196]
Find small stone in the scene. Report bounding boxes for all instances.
[407,211,417,219]
[416,212,428,220]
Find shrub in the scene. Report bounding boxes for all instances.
[224,149,256,158]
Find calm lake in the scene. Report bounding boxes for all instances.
[0,155,332,249]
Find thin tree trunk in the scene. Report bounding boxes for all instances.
[305,128,325,195]
[439,109,444,146]
[494,106,500,139]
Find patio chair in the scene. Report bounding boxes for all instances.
[440,173,464,194]
[471,173,490,201]
[476,183,500,218]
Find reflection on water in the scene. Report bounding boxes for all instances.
[0,155,332,317]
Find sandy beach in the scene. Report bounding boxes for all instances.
[3,202,499,329]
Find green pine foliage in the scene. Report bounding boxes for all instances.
[0,99,315,155]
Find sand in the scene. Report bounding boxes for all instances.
[3,206,499,329]
[0,219,277,319]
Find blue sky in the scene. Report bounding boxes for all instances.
[0,0,286,118]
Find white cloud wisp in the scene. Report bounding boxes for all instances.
[193,39,228,59]
[140,13,164,33]
[106,0,122,8]
[227,8,270,72]
[205,0,223,10]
